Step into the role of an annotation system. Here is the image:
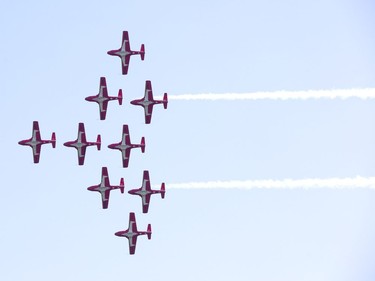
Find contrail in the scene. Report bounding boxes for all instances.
[163,88,375,101]
[166,176,375,190]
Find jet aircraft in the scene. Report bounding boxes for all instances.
[85,77,123,120]
[128,170,165,213]
[18,121,56,163]
[87,167,124,209]
[63,123,101,165]
[107,124,145,168]
[107,31,145,75]
[115,212,152,255]
[130,80,168,124]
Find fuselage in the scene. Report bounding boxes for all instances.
[88,175,112,192]
[108,138,141,151]
[19,129,51,147]
[64,132,92,150]
[107,49,142,59]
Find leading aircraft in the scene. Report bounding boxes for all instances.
[87,167,124,209]
[128,170,165,213]
[85,77,123,120]
[130,80,168,124]
[107,31,145,75]
[63,123,101,165]
[107,124,145,168]
[18,121,56,163]
[115,212,152,255]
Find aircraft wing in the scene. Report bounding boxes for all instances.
[32,121,41,141]
[144,80,153,100]
[77,146,87,165]
[142,170,151,190]
[121,55,130,75]
[143,81,154,124]
[78,123,87,143]
[140,171,151,213]
[141,194,151,213]
[122,31,131,52]
[128,213,138,254]
[98,77,109,120]
[99,77,108,97]
[32,144,41,163]
[100,189,111,209]
[101,167,110,186]
[99,101,108,120]
[129,212,138,232]
[143,105,153,124]
[128,236,137,255]
[122,125,131,144]
[122,149,131,168]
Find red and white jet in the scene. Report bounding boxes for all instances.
[85,77,123,120]
[107,31,145,75]
[115,212,152,255]
[18,121,56,163]
[128,170,165,213]
[130,80,168,124]
[63,123,101,165]
[87,167,124,209]
[107,124,145,168]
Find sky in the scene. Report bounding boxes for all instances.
[1,0,375,280]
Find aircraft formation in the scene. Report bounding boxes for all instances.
[19,31,168,255]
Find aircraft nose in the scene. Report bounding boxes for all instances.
[63,142,69,147]
[114,231,122,237]
[107,50,114,55]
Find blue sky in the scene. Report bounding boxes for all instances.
[2,0,375,280]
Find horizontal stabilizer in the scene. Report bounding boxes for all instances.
[120,178,125,193]
[141,137,145,153]
[161,182,166,199]
[118,89,123,105]
[140,44,145,60]
[163,93,168,109]
[147,224,152,239]
[97,135,101,150]
[51,132,56,148]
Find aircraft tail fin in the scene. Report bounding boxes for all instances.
[97,135,101,150]
[163,93,168,109]
[161,183,165,199]
[118,89,123,105]
[120,178,125,193]
[141,137,145,153]
[51,132,56,148]
[140,44,145,60]
[147,224,152,239]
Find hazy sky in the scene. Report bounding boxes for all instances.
[2,1,375,280]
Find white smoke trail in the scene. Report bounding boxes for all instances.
[163,88,375,101]
[166,176,375,190]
